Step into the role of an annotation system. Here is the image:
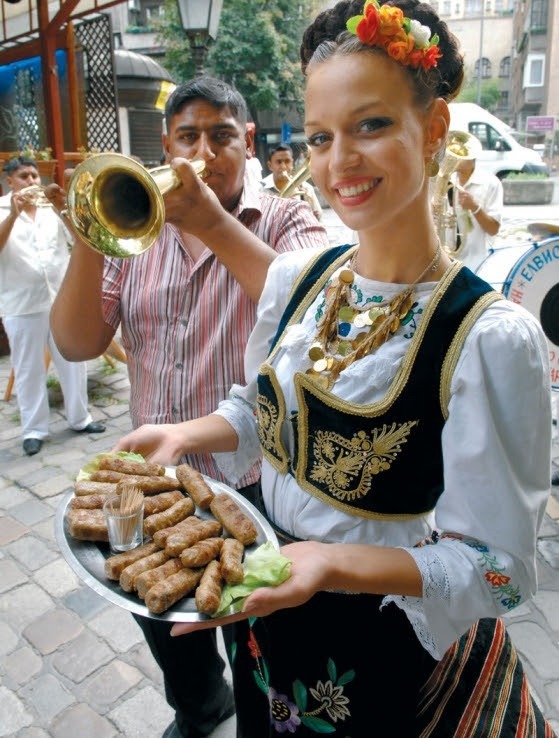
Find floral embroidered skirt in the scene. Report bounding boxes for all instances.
[226,592,556,738]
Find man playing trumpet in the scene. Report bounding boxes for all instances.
[0,156,105,456]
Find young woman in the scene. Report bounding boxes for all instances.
[115,1,554,734]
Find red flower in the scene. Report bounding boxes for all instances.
[248,631,261,658]
[356,4,381,45]
[421,45,442,70]
[485,571,511,587]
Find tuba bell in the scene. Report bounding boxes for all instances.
[431,130,483,257]
[65,153,206,258]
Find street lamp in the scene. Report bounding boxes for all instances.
[176,0,224,77]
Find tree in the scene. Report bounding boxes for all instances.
[155,0,319,127]
[456,78,502,112]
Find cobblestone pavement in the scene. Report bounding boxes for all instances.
[2,202,559,736]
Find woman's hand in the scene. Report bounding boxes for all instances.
[171,541,332,636]
[112,423,189,465]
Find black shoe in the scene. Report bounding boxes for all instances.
[23,438,43,456]
[76,421,106,434]
[552,471,559,486]
[161,701,236,738]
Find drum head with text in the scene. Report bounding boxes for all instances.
[476,237,559,389]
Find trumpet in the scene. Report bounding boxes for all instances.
[17,185,53,207]
[431,130,482,256]
[64,153,206,258]
[279,153,311,199]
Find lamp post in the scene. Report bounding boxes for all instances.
[176,0,224,77]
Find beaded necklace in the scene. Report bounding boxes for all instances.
[307,243,442,388]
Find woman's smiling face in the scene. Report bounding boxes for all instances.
[304,50,434,234]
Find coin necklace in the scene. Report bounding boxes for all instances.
[307,243,442,389]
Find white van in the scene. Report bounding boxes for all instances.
[448,102,548,179]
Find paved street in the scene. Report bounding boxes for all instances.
[1,194,559,736]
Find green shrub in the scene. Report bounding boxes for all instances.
[503,172,549,181]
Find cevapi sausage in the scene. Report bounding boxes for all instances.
[179,537,223,568]
[69,493,108,510]
[220,537,245,585]
[152,516,203,547]
[145,568,204,614]
[67,509,109,542]
[195,560,224,616]
[99,457,166,477]
[117,476,181,495]
[143,490,184,516]
[104,542,161,580]
[120,550,170,592]
[143,497,195,538]
[209,493,258,545]
[175,463,215,509]
[165,519,223,557]
[135,558,184,600]
[74,480,118,497]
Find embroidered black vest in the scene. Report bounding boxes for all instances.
[256,246,503,521]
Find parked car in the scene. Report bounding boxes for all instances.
[448,102,549,179]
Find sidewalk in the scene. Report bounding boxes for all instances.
[1,346,558,736]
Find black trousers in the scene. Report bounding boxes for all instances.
[134,481,261,738]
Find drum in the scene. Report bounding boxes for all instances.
[476,237,559,389]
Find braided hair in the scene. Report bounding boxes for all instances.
[300,0,464,106]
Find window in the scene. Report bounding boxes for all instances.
[530,0,548,28]
[474,57,492,79]
[442,0,451,15]
[468,122,510,151]
[499,90,509,108]
[499,56,511,77]
[523,53,545,87]
[465,0,482,14]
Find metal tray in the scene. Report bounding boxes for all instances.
[55,471,277,622]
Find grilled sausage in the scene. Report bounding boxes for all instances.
[120,550,170,592]
[175,463,215,509]
[143,497,195,538]
[165,519,223,557]
[104,542,161,580]
[67,508,109,542]
[195,560,224,615]
[74,480,118,497]
[152,516,203,547]
[99,457,166,477]
[179,537,223,568]
[117,475,181,495]
[135,558,185,600]
[145,568,204,614]
[143,490,184,517]
[220,537,245,586]
[69,493,108,510]
[209,493,258,545]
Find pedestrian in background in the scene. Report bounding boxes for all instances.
[50,77,329,738]
[262,143,323,220]
[0,156,104,457]
[114,1,554,735]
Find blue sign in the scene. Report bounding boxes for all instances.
[281,123,292,143]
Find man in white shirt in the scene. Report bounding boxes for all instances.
[0,157,104,455]
[261,143,323,220]
[449,156,503,273]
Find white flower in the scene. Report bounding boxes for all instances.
[409,19,431,47]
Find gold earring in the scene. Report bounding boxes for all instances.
[426,158,439,177]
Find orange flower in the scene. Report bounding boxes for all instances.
[386,37,412,64]
[378,6,404,37]
[485,571,511,587]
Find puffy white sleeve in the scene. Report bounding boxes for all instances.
[213,248,323,483]
[387,301,552,659]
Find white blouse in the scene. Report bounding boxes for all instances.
[214,248,552,659]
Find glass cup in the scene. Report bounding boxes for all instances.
[103,494,144,553]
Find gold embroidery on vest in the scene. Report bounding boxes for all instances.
[309,421,419,501]
[256,364,289,473]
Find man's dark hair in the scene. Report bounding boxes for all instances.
[269,144,294,158]
[165,76,248,130]
[3,156,38,175]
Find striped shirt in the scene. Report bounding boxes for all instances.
[102,184,329,487]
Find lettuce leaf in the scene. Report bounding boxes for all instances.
[213,541,292,618]
[76,451,146,481]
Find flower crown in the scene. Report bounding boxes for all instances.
[346,0,442,71]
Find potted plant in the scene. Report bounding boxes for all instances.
[502,172,555,206]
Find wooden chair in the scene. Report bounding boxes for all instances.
[4,339,126,402]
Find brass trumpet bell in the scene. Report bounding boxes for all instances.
[66,153,205,258]
[279,153,311,199]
